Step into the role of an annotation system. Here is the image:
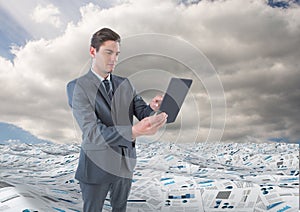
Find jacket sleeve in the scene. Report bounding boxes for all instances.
[70,80,134,149]
[133,94,154,121]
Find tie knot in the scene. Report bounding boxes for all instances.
[103,79,109,84]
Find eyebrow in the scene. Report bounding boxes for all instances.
[104,49,120,54]
[104,49,113,52]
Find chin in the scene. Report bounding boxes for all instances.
[106,68,113,72]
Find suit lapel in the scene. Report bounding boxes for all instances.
[86,70,111,107]
[99,84,112,106]
[111,74,118,94]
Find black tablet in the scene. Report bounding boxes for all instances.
[158,78,193,123]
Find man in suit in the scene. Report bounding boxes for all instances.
[66,28,167,211]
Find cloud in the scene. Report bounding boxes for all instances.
[31,4,62,28]
[0,0,299,143]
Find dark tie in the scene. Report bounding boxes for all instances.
[103,79,113,100]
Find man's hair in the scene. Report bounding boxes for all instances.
[91,28,121,52]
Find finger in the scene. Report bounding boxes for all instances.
[151,113,167,128]
[152,112,166,120]
[151,99,160,109]
[153,95,163,102]
[154,117,167,129]
[156,95,163,100]
[156,99,162,105]
[157,96,163,103]
[150,119,164,129]
[155,95,164,107]
[157,119,167,128]
[158,112,168,120]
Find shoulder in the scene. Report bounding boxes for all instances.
[67,78,77,89]
[78,71,93,83]
[112,74,127,82]
[72,71,99,89]
[112,74,131,86]
[67,72,89,86]
[112,75,135,92]
[67,71,99,99]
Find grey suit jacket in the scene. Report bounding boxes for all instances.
[67,70,153,184]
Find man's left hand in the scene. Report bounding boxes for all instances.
[150,95,163,111]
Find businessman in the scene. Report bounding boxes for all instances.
[66,28,167,211]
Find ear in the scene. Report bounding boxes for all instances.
[90,46,96,58]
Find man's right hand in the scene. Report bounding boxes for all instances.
[132,112,168,140]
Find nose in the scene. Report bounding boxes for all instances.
[111,53,118,62]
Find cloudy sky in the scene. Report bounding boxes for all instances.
[0,0,299,144]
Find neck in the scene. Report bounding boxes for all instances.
[92,66,109,79]
[91,68,111,82]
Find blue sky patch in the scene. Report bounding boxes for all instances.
[0,6,32,61]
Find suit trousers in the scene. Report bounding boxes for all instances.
[79,177,132,212]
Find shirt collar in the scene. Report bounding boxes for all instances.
[91,68,111,82]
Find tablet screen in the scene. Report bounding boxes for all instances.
[159,78,193,123]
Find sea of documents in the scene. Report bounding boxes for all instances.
[0,140,298,211]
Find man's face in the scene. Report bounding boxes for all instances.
[90,40,120,78]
